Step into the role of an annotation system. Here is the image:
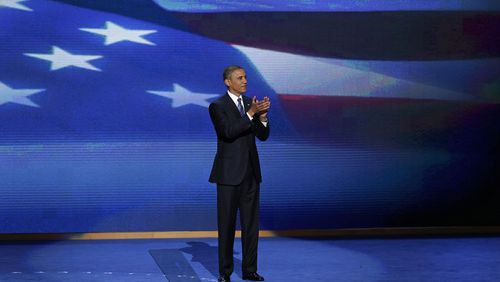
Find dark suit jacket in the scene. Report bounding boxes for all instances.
[209,93,270,185]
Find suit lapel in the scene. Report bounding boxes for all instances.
[243,95,252,113]
[224,93,253,119]
[223,93,242,119]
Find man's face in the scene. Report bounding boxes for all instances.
[225,68,247,96]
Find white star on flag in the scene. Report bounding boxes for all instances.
[147,84,219,108]
[24,46,103,71]
[0,0,32,11]
[80,21,157,46]
[0,81,44,107]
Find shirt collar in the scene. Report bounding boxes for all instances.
[227,90,243,105]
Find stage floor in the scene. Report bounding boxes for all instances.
[1,236,499,281]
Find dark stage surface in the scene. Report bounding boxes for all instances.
[1,236,499,281]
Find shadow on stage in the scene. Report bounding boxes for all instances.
[150,241,242,282]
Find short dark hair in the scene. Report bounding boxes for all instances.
[223,65,243,81]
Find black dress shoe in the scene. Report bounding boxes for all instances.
[243,272,264,281]
[218,274,231,282]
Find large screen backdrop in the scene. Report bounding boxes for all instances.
[1,0,499,233]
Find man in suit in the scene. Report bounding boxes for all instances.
[209,65,270,282]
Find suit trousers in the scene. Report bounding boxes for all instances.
[217,161,260,276]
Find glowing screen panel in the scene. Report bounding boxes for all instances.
[1,0,499,233]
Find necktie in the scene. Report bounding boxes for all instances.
[237,97,245,117]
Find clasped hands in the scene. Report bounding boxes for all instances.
[247,96,270,122]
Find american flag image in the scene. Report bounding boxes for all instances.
[1,0,499,233]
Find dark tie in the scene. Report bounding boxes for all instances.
[237,97,245,117]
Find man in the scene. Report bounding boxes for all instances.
[209,65,270,282]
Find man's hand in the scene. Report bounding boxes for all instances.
[257,97,270,120]
[247,96,259,117]
[247,96,270,120]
